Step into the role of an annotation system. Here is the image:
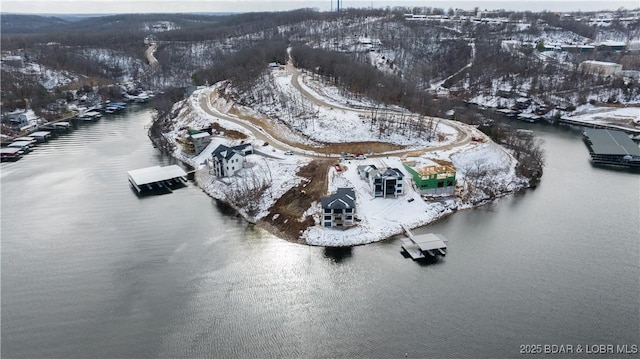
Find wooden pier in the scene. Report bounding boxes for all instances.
[401,225,448,260]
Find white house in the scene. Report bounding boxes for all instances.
[579,60,622,77]
[210,143,253,178]
[320,188,356,228]
[357,165,404,198]
[2,109,41,132]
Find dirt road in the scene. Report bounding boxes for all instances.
[198,65,473,158]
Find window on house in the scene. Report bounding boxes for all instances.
[345,208,353,213]
[324,222,332,227]
[346,216,353,220]
[324,216,331,220]
[438,181,444,188]
[324,209,331,214]
[447,181,454,186]
[334,208,343,214]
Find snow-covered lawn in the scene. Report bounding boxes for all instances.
[567,104,640,126]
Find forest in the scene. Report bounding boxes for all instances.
[2,7,638,180]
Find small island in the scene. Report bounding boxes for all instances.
[153,63,540,246]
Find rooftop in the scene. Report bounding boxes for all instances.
[321,187,356,210]
[127,165,187,186]
[583,128,640,156]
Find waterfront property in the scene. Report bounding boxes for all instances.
[321,188,356,228]
[403,160,456,196]
[582,128,640,168]
[180,131,211,155]
[210,143,253,178]
[2,109,40,131]
[357,165,404,198]
[127,165,188,195]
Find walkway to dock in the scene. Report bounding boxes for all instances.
[401,224,448,260]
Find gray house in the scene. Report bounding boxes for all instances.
[357,165,404,198]
[320,188,356,228]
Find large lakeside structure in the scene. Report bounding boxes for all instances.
[582,128,640,168]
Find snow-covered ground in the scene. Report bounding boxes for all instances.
[2,62,77,90]
[304,141,522,246]
[163,73,527,246]
[251,69,459,148]
[566,104,640,126]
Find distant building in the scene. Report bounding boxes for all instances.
[403,162,456,196]
[1,55,24,67]
[595,41,626,51]
[210,143,253,178]
[2,110,39,131]
[321,188,356,228]
[180,131,211,155]
[357,165,404,198]
[579,60,622,77]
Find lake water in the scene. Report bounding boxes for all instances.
[2,107,638,358]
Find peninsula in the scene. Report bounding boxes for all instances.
[159,63,536,246]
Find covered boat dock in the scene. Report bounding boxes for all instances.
[582,128,640,168]
[29,131,52,142]
[127,165,187,195]
[401,225,448,260]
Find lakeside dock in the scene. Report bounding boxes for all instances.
[127,165,188,195]
[401,224,448,260]
[582,128,640,168]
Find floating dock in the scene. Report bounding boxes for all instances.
[127,165,187,195]
[582,128,640,168]
[29,131,52,142]
[401,225,448,260]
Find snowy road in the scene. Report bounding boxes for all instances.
[198,65,473,158]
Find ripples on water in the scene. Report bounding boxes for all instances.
[2,109,638,358]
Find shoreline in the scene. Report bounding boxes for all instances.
[190,162,527,247]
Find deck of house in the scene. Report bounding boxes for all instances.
[401,225,448,260]
[127,165,187,195]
